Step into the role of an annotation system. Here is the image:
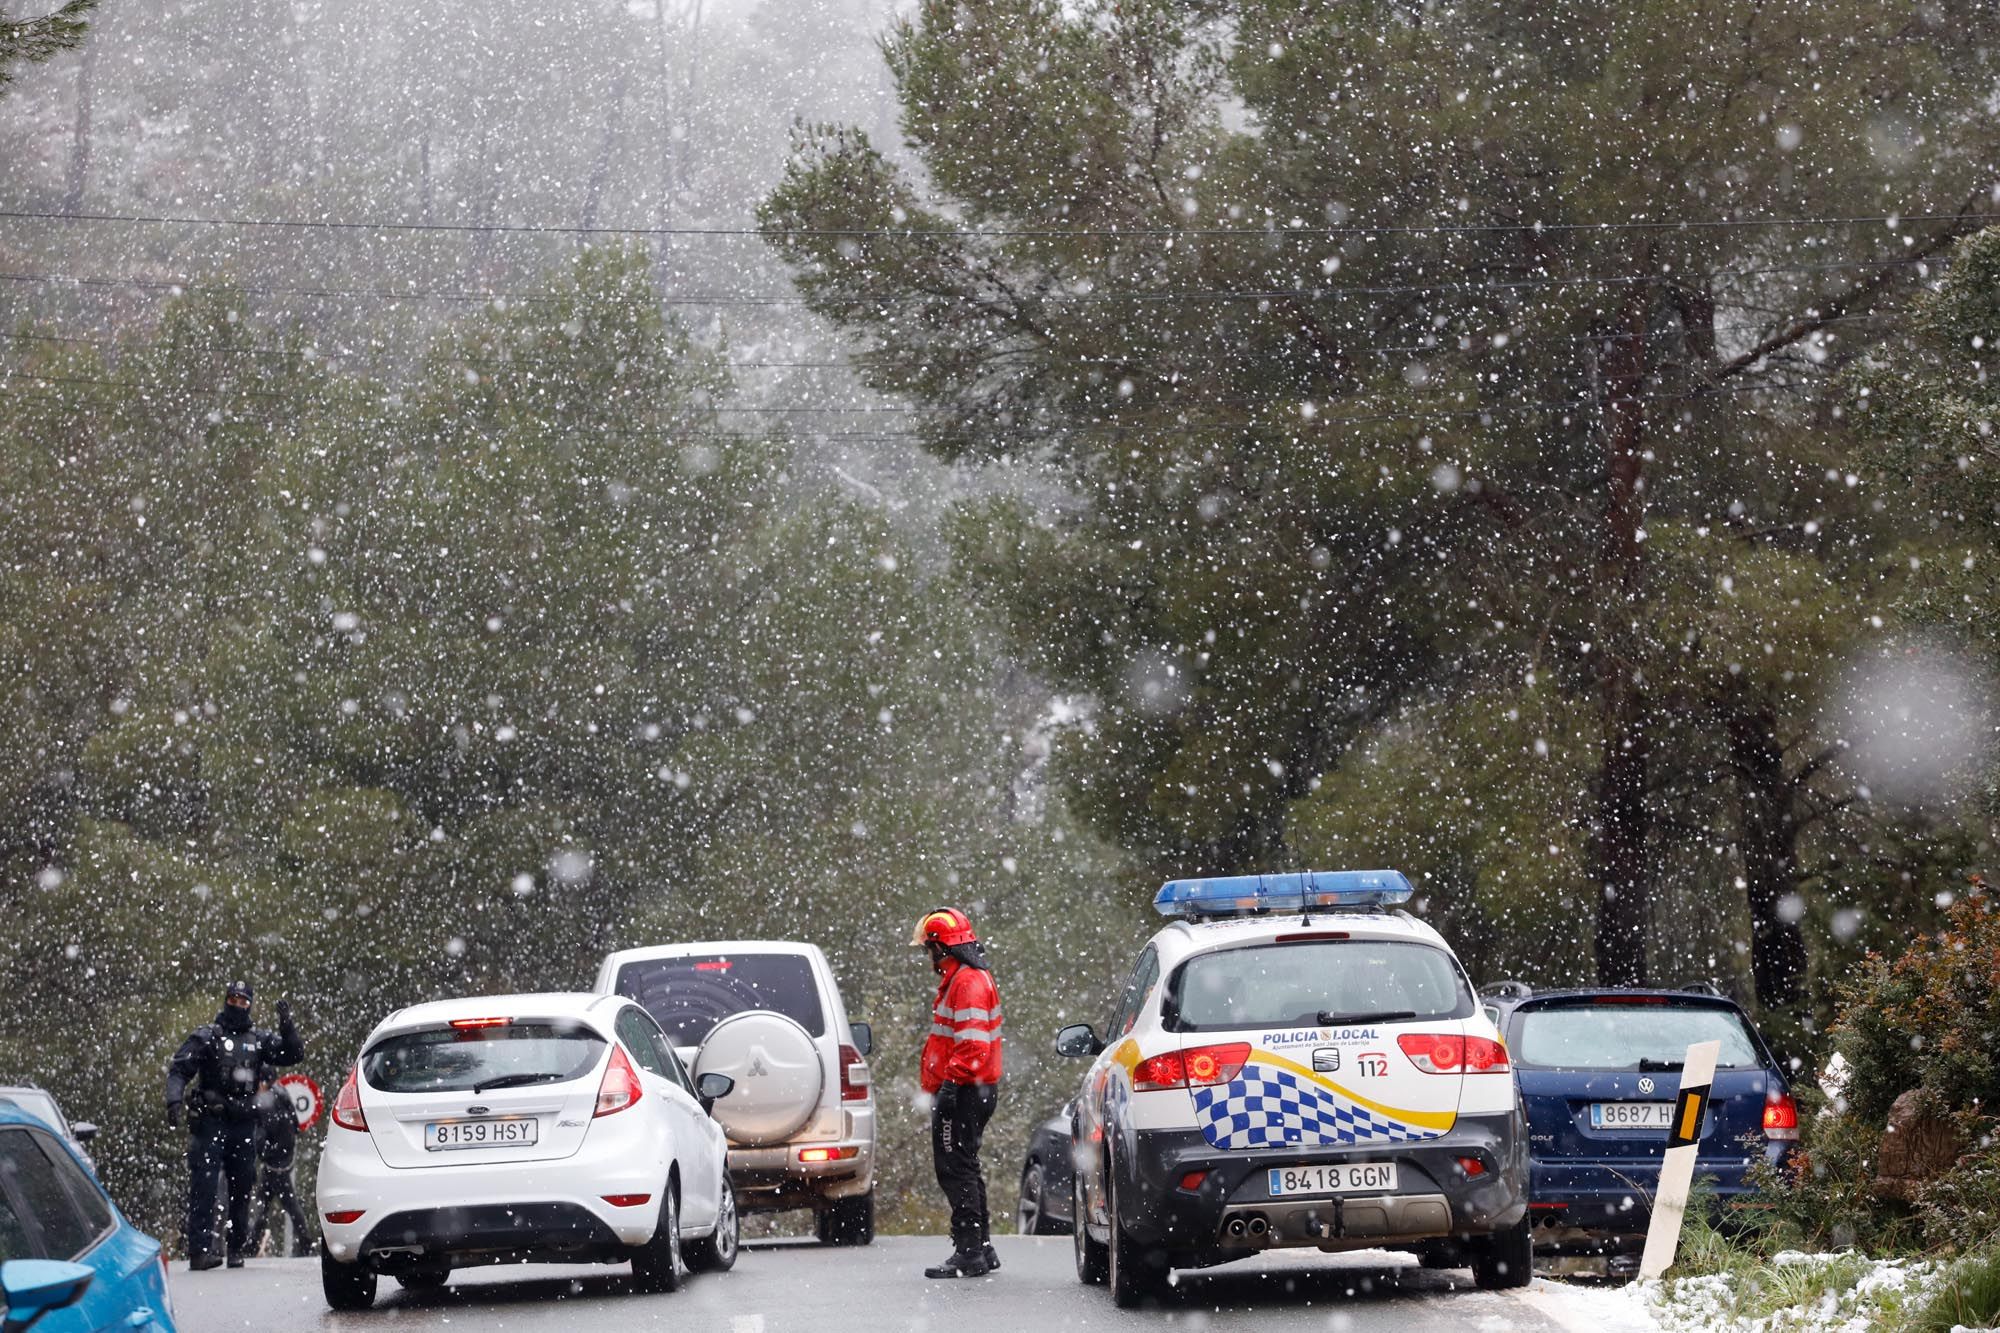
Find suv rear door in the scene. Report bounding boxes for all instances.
[1507,997,1776,1171]
[358,1017,608,1169]
[1161,936,1476,1150]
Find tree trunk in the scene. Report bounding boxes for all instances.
[61,34,93,212]
[1590,275,1654,986]
[1727,697,1810,1007]
[581,65,630,230]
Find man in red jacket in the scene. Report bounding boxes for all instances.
[912,907,1004,1278]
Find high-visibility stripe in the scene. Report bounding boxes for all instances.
[946,1029,999,1043]
[934,1005,1003,1022]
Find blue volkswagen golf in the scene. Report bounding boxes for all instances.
[1481,983,1797,1277]
[0,1098,176,1332]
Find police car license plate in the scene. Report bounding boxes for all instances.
[1267,1163,1398,1197]
[1590,1101,1674,1130]
[424,1117,538,1151]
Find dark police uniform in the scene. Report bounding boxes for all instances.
[249,1074,311,1256]
[165,984,303,1264]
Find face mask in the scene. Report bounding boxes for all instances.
[218,1005,252,1033]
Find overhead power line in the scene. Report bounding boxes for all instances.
[0,206,1991,240]
[0,254,1945,309]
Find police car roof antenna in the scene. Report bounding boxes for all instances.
[1296,869,1312,928]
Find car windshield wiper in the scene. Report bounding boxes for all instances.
[1317,1010,1418,1026]
[471,1073,557,1094]
[1637,1058,1686,1072]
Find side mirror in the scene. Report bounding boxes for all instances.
[69,1124,97,1145]
[2,1259,94,1331]
[849,1022,873,1058]
[1054,1024,1104,1059]
[696,1072,734,1114]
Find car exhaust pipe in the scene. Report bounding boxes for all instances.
[1225,1216,1249,1239]
[1246,1215,1269,1239]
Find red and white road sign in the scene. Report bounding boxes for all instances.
[276,1073,322,1131]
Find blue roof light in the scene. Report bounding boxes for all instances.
[1153,869,1414,918]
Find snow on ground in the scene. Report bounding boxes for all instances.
[1520,1276,1663,1333]
[1526,1252,2000,1333]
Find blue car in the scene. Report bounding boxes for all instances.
[1481,983,1797,1275]
[0,1100,176,1332]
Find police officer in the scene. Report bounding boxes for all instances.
[248,1065,311,1258]
[165,981,303,1269]
[911,908,1004,1279]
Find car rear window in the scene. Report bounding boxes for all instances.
[1512,1003,1763,1070]
[615,953,826,1046]
[362,1022,607,1094]
[1165,940,1473,1033]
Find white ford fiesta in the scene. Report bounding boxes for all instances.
[316,992,739,1311]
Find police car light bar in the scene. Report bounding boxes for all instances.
[1153,869,1414,918]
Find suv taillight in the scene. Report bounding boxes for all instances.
[594,1045,643,1118]
[1131,1042,1251,1092]
[331,1064,368,1131]
[1397,1034,1510,1074]
[1764,1090,1800,1141]
[838,1044,870,1102]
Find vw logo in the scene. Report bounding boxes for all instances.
[1637,1077,1655,1095]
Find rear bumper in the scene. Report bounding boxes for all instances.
[1528,1153,1771,1246]
[355,1203,625,1271]
[1117,1111,1527,1263]
[316,1128,665,1264]
[727,1131,874,1211]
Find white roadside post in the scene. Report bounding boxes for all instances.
[1638,1038,1722,1280]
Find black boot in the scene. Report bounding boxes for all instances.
[188,1253,223,1272]
[924,1249,992,1279]
[226,1251,245,1269]
[982,1243,1001,1271]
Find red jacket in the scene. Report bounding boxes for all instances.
[920,960,1003,1091]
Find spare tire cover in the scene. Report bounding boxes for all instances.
[693,1009,824,1146]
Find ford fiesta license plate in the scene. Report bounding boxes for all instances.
[1267,1163,1398,1197]
[1590,1101,1675,1131]
[424,1117,538,1151]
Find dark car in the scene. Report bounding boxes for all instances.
[1016,1101,1076,1235]
[0,1097,177,1331]
[1481,981,1798,1276]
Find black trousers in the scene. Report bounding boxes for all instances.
[187,1115,258,1258]
[931,1083,999,1254]
[250,1163,310,1254]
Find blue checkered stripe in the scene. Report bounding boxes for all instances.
[1189,1061,1439,1150]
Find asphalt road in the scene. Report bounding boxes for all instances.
[168,1235,1636,1332]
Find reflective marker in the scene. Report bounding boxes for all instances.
[1638,1039,1721,1280]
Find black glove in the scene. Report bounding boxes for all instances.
[166,1101,181,1128]
[275,999,292,1023]
[934,1081,960,1115]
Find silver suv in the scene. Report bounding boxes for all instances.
[593,940,876,1244]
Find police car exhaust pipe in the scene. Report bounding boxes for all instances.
[1225,1217,1249,1239]
[1246,1215,1269,1239]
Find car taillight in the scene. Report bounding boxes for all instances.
[1131,1042,1251,1092]
[323,1210,365,1225]
[594,1045,643,1118]
[839,1044,870,1102]
[1763,1091,1800,1141]
[1396,1034,1510,1073]
[331,1064,367,1131]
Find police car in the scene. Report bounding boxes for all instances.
[1055,871,1529,1307]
